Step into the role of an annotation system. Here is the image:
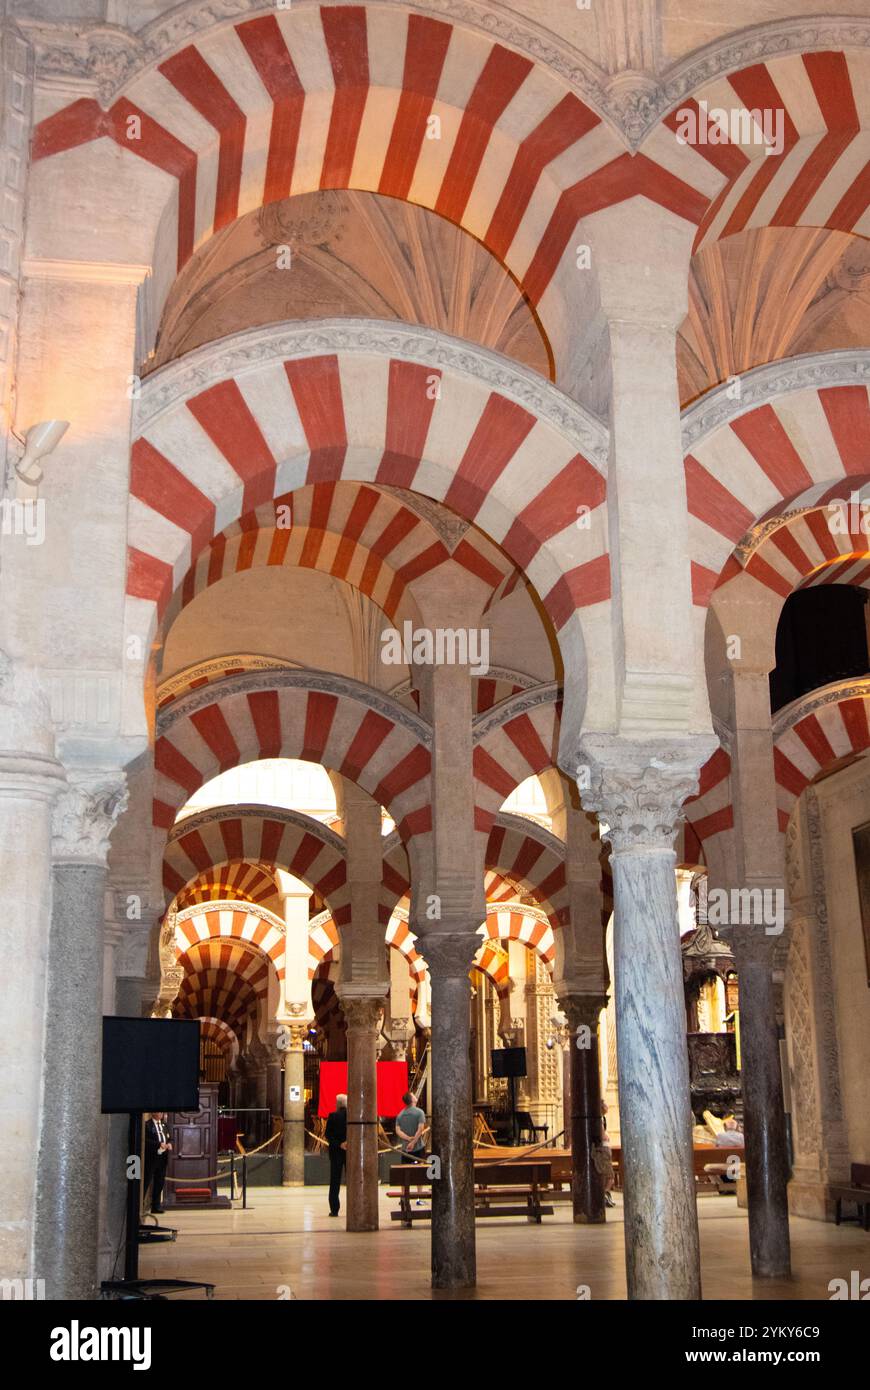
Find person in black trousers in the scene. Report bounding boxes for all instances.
[325,1093,347,1217]
[144,1112,173,1215]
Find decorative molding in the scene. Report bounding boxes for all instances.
[156,665,433,746]
[52,769,128,865]
[472,681,560,741]
[681,350,870,454]
[647,17,870,140]
[21,257,151,285]
[157,654,300,704]
[135,319,610,471]
[493,810,567,861]
[732,506,821,568]
[169,802,348,856]
[376,486,470,553]
[176,897,285,932]
[336,994,385,1030]
[576,733,719,854]
[772,676,870,741]
[803,788,844,1124]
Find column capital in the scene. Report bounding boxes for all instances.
[52,768,128,866]
[418,931,480,980]
[717,923,787,967]
[338,995,384,1032]
[278,1021,309,1052]
[575,733,718,854]
[560,993,609,1032]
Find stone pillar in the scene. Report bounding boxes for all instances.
[419,932,479,1291]
[562,994,608,1224]
[281,1024,307,1186]
[338,994,383,1232]
[581,737,714,1300]
[0,656,65,1282]
[34,768,127,1300]
[727,929,791,1278]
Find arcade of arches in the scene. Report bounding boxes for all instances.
[2,0,870,1303]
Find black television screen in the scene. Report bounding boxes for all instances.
[101,1016,201,1114]
[491,1046,527,1079]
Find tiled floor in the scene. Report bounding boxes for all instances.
[137,1188,870,1300]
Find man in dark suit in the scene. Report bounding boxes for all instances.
[144,1112,173,1215]
[324,1093,347,1217]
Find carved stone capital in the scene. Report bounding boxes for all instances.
[576,734,718,855]
[417,931,481,980]
[560,993,608,1033]
[718,923,786,968]
[51,769,128,866]
[337,995,384,1033]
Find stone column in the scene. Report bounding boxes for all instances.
[581,737,715,1300]
[34,768,128,1300]
[281,1023,307,1186]
[419,932,479,1291]
[338,994,383,1232]
[0,655,65,1283]
[726,928,791,1278]
[562,994,608,1224]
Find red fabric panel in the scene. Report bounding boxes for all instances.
[318,1060,410,1117]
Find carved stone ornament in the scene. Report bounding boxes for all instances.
[417,931,481,979]
[337,995,384,1032]
[21,5,870,148]
[681,349,870,454]
[561,993,608,1033]
[772,675,870,741]
[576,733,718,855]
[135,319,609,472]
[51,770,128,865]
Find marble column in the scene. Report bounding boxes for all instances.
[419,932,479,1291]
[34,769,127,1300]
[281,1024,307,1186]
[0,657,65,1283]
[581,738,714,1300]
[339,994,382,1232]
[727,928,791,1278]
[563,994,607,1224]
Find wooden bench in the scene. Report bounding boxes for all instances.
[830,1164,870,1230]
[389,1161,554,1227]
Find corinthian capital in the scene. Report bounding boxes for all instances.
[338,995,384,1033]
[52,769,128,865]
[576,733,718,855]
[561,993,608,1033]
[418,932,480,980]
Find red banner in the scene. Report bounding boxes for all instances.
[318,1060,409,1117]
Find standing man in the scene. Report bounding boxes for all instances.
[325,1093,348,1217]
[395,1091,427,1162]
[144,1112,173,1215]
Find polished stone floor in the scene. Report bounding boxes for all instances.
[137,1188,870,1300]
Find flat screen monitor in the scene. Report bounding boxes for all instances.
[490,1046,527,1079]
[101,1016,201,1114]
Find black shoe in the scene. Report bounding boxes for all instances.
[151,1206,165,1214]
[328,1211,339,1217]
[604,1193,615,1208]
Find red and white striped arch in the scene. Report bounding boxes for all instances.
[472,687,561,833]
[649,50,870,253]
[715,504,870,602]
[773,683,870,831]
[164,804,351,920]
[154,671,433,844]
[198,1015,240,1062]
[29,3,667,371]
[307,910,341,978]
[176,902,287,982]
[683,746,734,865]
[485,812,568,930]
[165,481,516,633]
[126,326,610,724]
[480,905,556,968]
[683,364,870,609]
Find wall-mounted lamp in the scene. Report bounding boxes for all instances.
[14,419,69,485]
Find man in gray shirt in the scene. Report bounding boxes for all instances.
[396,1091,427,1162]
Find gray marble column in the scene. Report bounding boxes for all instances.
[281,1025,307,1186]
[580,736,714,1300]
[419,932,479,1291]
[727,928,791,1278]
[563,994,607,1224]
[0,657,65,1282]
[34,770,127,1300]
[339,994,382,1232]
